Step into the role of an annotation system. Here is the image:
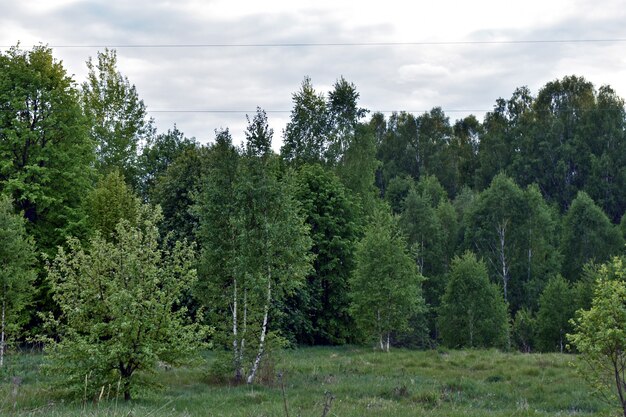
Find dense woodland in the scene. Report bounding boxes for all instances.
[1,45,626,398]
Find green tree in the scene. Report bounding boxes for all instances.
[152,144,211,243]
[384,175,414,214]
[438,252,509,349]
[561,191,624,281]
[281,77,329,166]
[464,174,527,306]
[569,256,626,417]
[44,204,205,401]
[194,129,240,373]
[464,174,560,312]
[536,275,575,352]
[327,77,368,163]
[335,123,380,217]
[197,111,312,383]
[375,112,420,190]
[528,76,597,212]
[84,170,139,240]
[287,164,358,345]
[0,45,94,254]
[237,111,312,383]
[447,115,481,192]
[350,206,425,351]
[512,307,536,353]
[82,49,153,185]
[0,196,36,367]
[137,126,197,200]
[585,86,626,222]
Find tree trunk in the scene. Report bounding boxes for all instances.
[385,333,390,352]
[614,359,626,417]
[496,221,510,302]
[241,289,247,370]
[377,309,384,350]
[232,278,242,383]
[119,364,133,401]
[247,275,271,384]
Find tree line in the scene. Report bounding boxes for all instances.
[1,45,625,399]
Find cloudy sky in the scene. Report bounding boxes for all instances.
[2,0,626,148]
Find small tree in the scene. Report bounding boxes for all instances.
[438,252,509,349]
[536,275,575,352]
[0,196,36,367]
[569,256,626,417]
[45,204,206,400]
[512,307,536,353]
[350,205,425,352]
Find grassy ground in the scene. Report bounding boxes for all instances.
[0,346,614,416]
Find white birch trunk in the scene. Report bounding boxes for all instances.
[240,288,247,372]
[232,278,242,382]
[247,275,271,384]
[496,221,510,302]
[377,309,384,351]
[1,298,5,368]
[385,333,390,353]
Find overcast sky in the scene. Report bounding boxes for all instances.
[2,0,626,148]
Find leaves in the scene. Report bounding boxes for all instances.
[44,203,208,400]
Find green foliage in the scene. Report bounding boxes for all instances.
[561,191,624,281]
[335,123,380,217]
[44,204,207,400]
[281,77,330,166]
[384,175,414,214]
[137,126,197,200]
[196,115,312,383]
[281,77,367,168]
[438,252,509,349]
[194,129,239,335]
[0,45,94,254]
[511,307,536,353]
[285,164,358,344]
[152,144,211,243]
[536,275,575,352]
[0,195,36,362]
[464,174,560,312]
[350,206,426,350]
[84,170,139,240]
[569,256,626,416]
[82,49,153,186]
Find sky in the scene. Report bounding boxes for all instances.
[2,0,626,148]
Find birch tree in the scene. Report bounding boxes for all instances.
[438,251,509,349]
[197,111,311,384]
[350,205,425,352]
[236,109,312,383]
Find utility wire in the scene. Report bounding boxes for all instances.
[4,39,626,48]
[146,109,490,114]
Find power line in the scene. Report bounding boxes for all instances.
[4,39,626,49]
[147,109,491,114]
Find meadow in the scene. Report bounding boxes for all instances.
[0,346,612,417]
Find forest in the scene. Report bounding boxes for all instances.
[1,44,626,410]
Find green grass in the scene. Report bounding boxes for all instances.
[0,346,615,416]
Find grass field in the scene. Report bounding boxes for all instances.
[0,346,614,416]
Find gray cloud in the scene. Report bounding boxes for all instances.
[2,0,625,147]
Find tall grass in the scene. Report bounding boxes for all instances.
[0,346,612,416]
